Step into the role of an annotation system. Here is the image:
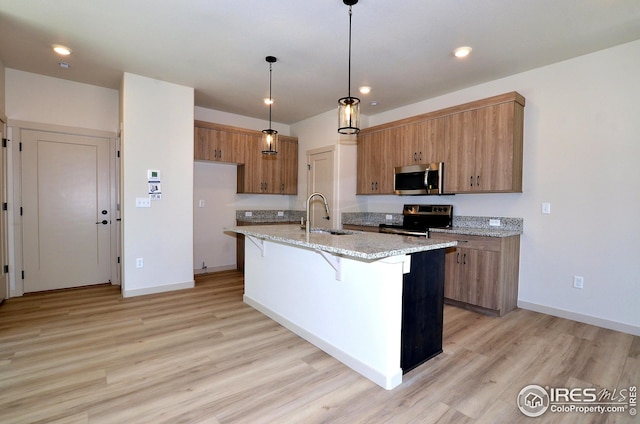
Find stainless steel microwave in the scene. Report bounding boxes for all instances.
[393,162,444,195]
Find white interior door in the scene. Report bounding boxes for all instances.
[307,148,335,229]
[0,122,8,301]
[22,130,112,292]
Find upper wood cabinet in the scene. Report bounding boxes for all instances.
[194,123,244,164]
[395,118,445,167]
[356,129,395,194]
[237,134,298,195]
[356,92,525,195]
[194,120,298,195]
[444,100,524,193]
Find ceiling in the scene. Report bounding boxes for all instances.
[1,0,639,125]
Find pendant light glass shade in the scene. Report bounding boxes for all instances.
[262,128,278,154]
[338,0,360,135]
[338,96,360,134]
[262,56,278,155]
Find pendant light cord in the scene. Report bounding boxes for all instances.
[268,62,273,128]
[348,5,353,99]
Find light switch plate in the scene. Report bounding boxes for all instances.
[542,203,551,214]
[489,219,501,227]
[136,197,151,208]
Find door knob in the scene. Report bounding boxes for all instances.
[96,220,108,225]
[101,210,108,215]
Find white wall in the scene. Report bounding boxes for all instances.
[121,73,194,296]
[5,69,118,133]
[297,40,639,334]
[0,59,6,118]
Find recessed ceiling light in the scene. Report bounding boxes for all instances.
[453,46,472,58]
[359,86,371,94]
[264,98,274,105]
[52,44,72,56]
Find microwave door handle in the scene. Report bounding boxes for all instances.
[424,166,431,187]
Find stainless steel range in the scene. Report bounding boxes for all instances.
[379,204,453,237]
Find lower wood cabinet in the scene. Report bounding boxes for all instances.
[429,233,520,316]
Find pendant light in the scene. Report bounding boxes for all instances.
[338,0,360,135]
[262,56,278,155]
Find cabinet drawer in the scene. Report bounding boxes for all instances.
[429,232,501,251]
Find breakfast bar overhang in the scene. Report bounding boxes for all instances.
[226,225,456,390]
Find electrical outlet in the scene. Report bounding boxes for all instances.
[245,211,253,217]
[573,275,584,289]
[136,258,144,268]
[385,214,393,221]
[277,211,284,217]
[489,219,501,227]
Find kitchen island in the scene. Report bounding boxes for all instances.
[225,224,456,389]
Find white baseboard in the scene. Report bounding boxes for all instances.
[518,301,640,336]
[244,294,403,390]
[123,280,194,298]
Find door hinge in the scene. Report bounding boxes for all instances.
[3,265,8,274]
[2,202,7,211]
[20,206,23,216]
[21,270,25,280]
[117,150,120,158]
[2,138,7,148]
[117,256,121,264]
[307,164,311,171]
[19,142,23,152]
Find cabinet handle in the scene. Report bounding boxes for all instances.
[456,252,460,264]
[371,182,374,191]
[463,253,467,265]
[476,175,480,186]
[375,182,378,190]
[281,183,284,193]
[470,176,474,187]
[219,149,222,159]
[419,152,422,161]
[413,152,417,161]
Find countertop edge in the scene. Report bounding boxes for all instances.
[226,225,457,260]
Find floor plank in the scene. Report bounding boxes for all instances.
[0,270,637,423]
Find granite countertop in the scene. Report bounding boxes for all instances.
[429,227,521,238]
[342,213,523,238]
[226,224,456,260]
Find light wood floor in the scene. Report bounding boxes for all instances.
[0,270,638,424]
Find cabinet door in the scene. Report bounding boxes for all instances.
[444,110,476,193]
[415,118,445,164]
[279,138,298,194]
[239,135,264,193]
[216,130,243,164]
[443,247,464,301]
[194,127,209,161]
[464,249,500,310]
[476,102,518,192]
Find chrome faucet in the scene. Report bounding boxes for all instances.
[305,192,330,235]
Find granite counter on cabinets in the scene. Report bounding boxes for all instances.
[342,213,523,238]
